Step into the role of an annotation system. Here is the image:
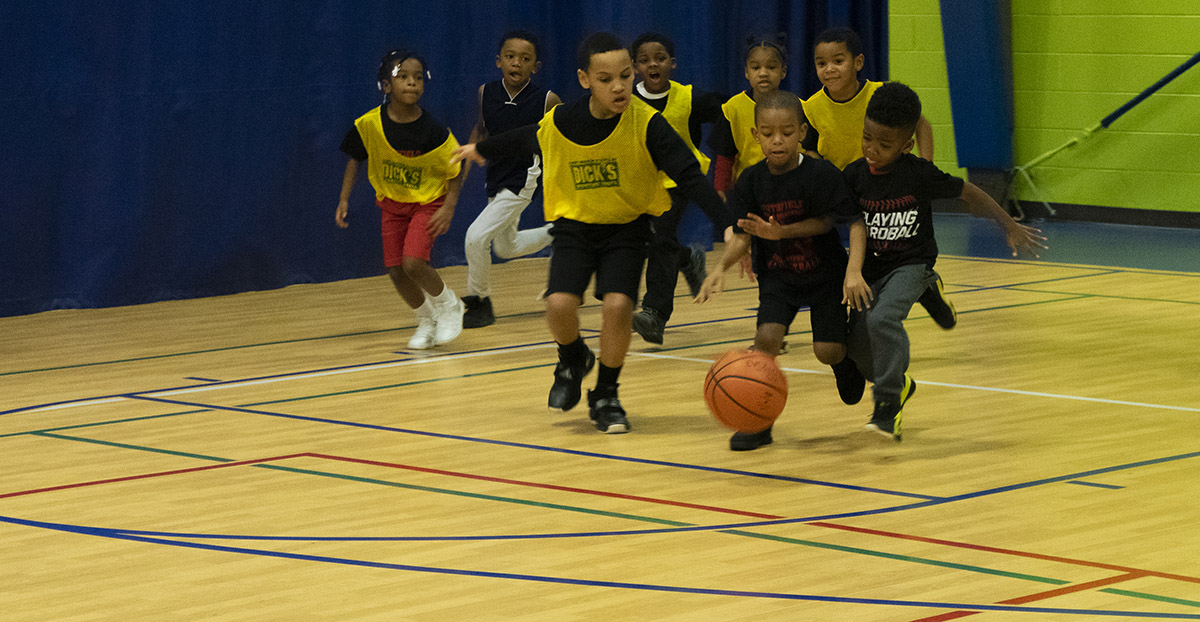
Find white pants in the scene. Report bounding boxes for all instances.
[464,160,553,297]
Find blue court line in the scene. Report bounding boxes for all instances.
[944,452,1200,502]
[125,394,937,501]
[1,516,1197,619]
[184,377,221,383]
[1066,481,1126,490]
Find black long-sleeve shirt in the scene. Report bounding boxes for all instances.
[477,96,733,230]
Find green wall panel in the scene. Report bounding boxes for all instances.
[1011,0,1200,213]
[889,0,967,178]
[891,0,1199,215]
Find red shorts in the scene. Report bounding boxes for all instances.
[379,196,443,267]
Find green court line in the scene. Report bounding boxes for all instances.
[240,363,552,407]
[0,410,208,439]
[0,294,1104,435]
[722,529,1068,585]
[6,266,1193,378]
[1100,589,1200,609]
[1002,288,1200,306]
[0,327,409,378]
[255,464,691,527]
[33,431,233,462]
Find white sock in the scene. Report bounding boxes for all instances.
[415,298,435,320]
[432,286,457,306]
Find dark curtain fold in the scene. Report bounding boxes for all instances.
[0,0,886,317]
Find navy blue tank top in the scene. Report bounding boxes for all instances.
[481,79,550,197]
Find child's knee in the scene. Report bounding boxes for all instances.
[601,293,634,316]
[400,256,430,275]
[753,323,787,355]
[464,221,491,249]
[545,292,580,316]
[812,342,846,365]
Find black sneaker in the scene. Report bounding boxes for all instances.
[587,389,630,434]
[832,358,865,405]
[918,275,957,330]
[548,348,595,411]
[730,425,773,451]
[865,375,916,442]
[681,245,708,298]
[462,295,495,329]
[631,307,666,345]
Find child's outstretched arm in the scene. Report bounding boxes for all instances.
[427,172,462,237]
[843,218,872,310]
[695,232,751,303]
[961,182,1047,257]
[451,124,539,167]
[463,85,489,178]
[915,114,934,161]
[335,158,360,229]
[737,214,833,240]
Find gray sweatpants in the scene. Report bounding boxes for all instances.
[847,263,938,403]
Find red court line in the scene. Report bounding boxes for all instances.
[308,453,785,520]
[910,572,1147,621]
[0,454,313,500]
[813,522,1200,584]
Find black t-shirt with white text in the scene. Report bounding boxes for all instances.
[728,155,858,285]
[843,153,965,283]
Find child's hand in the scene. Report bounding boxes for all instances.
[737,213,785,240]
[1004,221,1048,258]
[842,272,873,311]
[737,254,756,283]
[450,144,486,166]
[694,271,726,304]
[427,205,454,237]
[335,200,350,229]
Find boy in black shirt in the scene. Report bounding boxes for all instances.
[696,90,866,451]
[843,82,1045,441]
[454,33,732,435]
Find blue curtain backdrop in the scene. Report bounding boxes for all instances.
[0,1,886,317]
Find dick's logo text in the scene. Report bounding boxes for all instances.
[570,159,620,190]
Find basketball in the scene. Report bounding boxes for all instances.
[703,349,789,432]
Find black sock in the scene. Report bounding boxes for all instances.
[594,363,622,395]
[831,356,857,376]
[557,336,588,364]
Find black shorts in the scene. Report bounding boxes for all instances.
[756,271,848,344]
[547,217,652,301]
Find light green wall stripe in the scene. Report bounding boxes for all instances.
[889,0,968,179]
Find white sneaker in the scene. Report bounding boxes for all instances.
[408,316,437,349]
[433,296,464,345]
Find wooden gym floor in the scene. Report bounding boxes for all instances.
[3,215,1199,620]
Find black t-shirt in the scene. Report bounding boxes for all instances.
[480,79,550,197]
[340,106,450,161]
[728,155,858,283]
[843,153,965,283]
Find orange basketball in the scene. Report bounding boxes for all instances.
[703,349,788,432]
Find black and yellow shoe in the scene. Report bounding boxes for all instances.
[918,274,957,330]
[865,375,916,442]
